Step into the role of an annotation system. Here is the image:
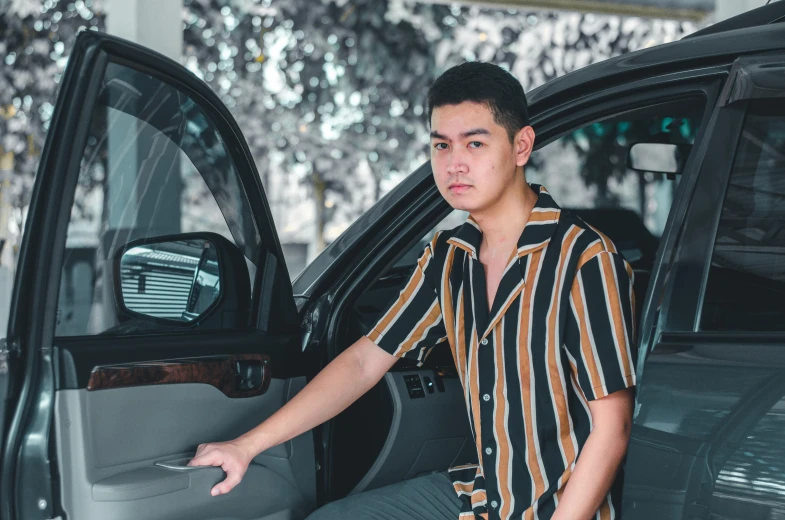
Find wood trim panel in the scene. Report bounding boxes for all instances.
[86,353,271,398]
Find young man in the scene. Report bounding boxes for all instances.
[189,62,637,520]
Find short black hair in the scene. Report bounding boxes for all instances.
[427,62,530,141]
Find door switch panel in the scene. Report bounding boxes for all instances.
[404,374,425,399]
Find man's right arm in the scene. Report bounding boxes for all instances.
[187,336,397,496]
[190,235,447,496]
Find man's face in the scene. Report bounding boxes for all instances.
[430,101,533,214]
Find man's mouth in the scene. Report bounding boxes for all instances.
[448,184,472,194]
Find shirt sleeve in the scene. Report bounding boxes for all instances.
[563,251,637,401]
[366,236,448,366]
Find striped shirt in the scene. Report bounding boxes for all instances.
[367,184,637,520]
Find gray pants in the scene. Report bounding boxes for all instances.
[305,472,463,520]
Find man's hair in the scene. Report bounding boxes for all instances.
[427,62,530,141]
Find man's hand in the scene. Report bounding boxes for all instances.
[187,439,256,496]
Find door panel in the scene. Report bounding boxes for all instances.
[345,372,476,495]
[56,380,314,520]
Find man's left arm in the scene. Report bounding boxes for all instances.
[553,250,638,520]
[551,389,633,520]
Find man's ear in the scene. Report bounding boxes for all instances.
[514,126,536,167]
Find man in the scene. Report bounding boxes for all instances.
[189,62,637,520]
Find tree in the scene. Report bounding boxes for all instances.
[181,0,696,248]
[182,0,459,248]
[0,0,105,244]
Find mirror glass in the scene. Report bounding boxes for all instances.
[119,238,220,322]
[628,142,684,174]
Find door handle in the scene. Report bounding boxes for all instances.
[155,457,215,471]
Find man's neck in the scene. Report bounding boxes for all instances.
[471,180,538,248]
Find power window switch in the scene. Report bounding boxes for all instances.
[404,374,425,399]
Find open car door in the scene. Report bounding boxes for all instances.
[1,31,315,520]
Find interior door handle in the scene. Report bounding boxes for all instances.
[154,457,214,471]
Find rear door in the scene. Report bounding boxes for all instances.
[1,31,315,520]
[623,53,785,520]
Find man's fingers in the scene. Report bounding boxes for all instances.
[187,449,218,467]
[211,470,243,496]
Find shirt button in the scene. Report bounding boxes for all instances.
[483,394,491,402]
[491,500,499,509]
[481,338,489,345]
[485,447,493,455]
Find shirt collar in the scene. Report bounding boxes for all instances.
[447,183,561,258]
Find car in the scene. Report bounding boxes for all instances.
[3,2,785,519]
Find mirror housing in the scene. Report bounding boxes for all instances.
[112,232,251,329]
[627,142,692,178]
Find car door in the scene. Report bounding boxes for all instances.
[622,52,785,520]
[0,31,315,520]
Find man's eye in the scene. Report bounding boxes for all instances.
[434,143,448,150]
[468,141,483,148]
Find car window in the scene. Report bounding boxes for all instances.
[700,100,785,332]
[56,61,260,336]
[529,98,703,249]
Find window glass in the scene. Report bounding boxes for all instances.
[529,98,703,268]
[56,61,260,336]
[701,101,785,332]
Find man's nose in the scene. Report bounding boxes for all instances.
[446,150,467,175]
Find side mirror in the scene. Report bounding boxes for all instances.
[627,142,692,177]
[112,232,250,328]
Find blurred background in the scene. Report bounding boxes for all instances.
[0,0,766,334]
